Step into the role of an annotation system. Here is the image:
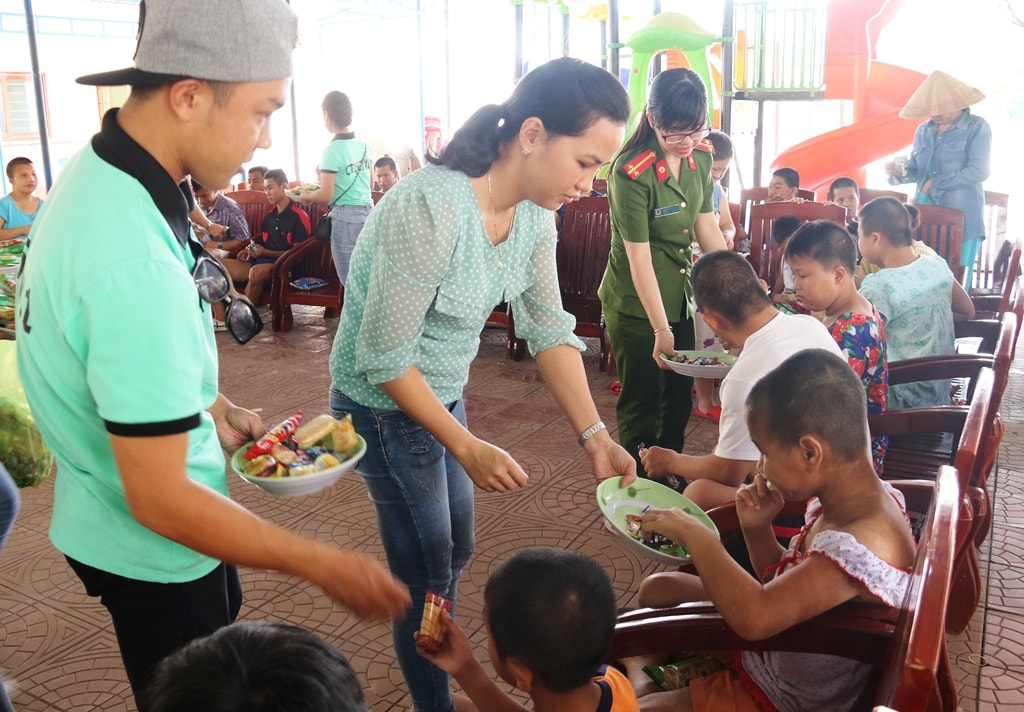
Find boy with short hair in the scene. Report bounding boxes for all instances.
[247,165,268,191]
[766,167,800,202]
[373,155,401,193]
[417,547,640,712]
[641,251,841,511]
[691,131,740,423]
[0,157,43,241]
[219,168,311,307]
[769,215,806,313]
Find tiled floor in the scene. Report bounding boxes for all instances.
[1,305,1022,711]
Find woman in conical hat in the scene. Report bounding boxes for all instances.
[885,70,991,284]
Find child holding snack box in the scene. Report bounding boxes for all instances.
[416,547,640,712]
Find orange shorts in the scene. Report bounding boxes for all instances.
[689,668,762,712]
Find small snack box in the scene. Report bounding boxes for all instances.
[418,589,453,654]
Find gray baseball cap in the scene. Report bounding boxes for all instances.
[77,0,298,87]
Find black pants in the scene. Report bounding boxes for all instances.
[66,557,242,699]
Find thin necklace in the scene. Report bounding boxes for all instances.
[487,171,514,270]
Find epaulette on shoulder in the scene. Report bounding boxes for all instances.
[622,149,657,180]
[694,138,714,156]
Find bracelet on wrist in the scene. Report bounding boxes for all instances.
[653,326,673,335]
[577,421,607,447]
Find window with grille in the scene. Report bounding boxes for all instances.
[1,73,48,139]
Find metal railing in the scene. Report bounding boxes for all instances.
[732,0,828,95]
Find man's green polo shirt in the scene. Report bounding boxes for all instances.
[16,110,224,583]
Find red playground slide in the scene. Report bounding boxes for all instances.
[769,0,926,197]
[772,62,926,198]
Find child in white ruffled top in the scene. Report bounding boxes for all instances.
[630,349,915,712]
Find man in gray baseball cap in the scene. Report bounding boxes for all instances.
[16,0,410,700]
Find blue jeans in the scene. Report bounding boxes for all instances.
[0,463,19,712]
[0,462,19,554]
[329,204,372,285]
[330,389,475,712]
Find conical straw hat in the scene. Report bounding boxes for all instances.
[899,71,985,119]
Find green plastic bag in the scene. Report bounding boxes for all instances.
[0,340,54,487]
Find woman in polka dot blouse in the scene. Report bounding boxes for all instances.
[328,58,638,712]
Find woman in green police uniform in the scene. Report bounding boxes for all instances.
[598,68,727,484]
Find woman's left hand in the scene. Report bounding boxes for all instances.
[921,178,933,195]
[652,328,677,369]
[583,432,637,485]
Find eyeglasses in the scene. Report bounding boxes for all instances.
[658,127,711,145]
[189,241,263,345]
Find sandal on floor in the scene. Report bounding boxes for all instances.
[691,404,722,424]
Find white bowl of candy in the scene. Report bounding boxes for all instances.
[660,350,737,378]
[231,412,365,496]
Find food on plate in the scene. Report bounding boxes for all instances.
[294,413,340,449]
[670,353,731,367]
[418,590,452,654]
[286,183,320,196]
[240,411,361,479]
[244,412,303,459]
[624,509,677,553]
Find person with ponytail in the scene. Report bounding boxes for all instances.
[326,57,636,712]
[597,68,728,487]
[858,197,975,409]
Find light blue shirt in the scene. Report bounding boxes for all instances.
[860,255,955,409]
[330,165,583,410]
[0,194,43,231]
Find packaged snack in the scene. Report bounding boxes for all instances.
[244,412,303,459]
[643,654,726,690]
[332,415,359,455]
[290,277,329,291]
[294,413,338,449]
[243,454,282,479]
[418,590,452,654]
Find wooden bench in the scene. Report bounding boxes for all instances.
[269,202,341,332]
[269,193,384,331]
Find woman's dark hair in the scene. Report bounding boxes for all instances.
[322,91,353,128]
[619,67,708,156]
[486,547,616,692]
[428,57,630,177]
[859,197,920,247]
[786,219,859,273]
[139,621,367,712]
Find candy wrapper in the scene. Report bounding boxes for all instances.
[244,412,303,460]
[643,654,726,691]
[418,590,452,654]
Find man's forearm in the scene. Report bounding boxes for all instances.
[674,452,753,486]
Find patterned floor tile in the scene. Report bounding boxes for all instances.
[3,305,1024,711]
